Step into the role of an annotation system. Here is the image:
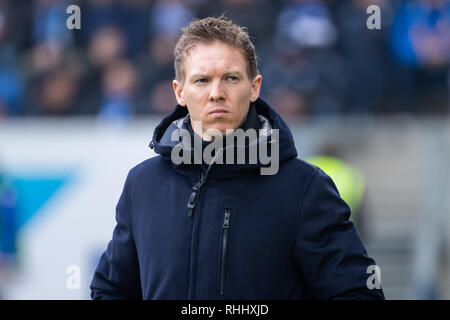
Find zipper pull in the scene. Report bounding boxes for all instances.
[223,209,231,229]
[186,172,205,218]
[187,184,200,218]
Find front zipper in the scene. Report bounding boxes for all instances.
[219,208,231,296]
[187,169,207,299]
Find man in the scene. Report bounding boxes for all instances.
[90,17,384,300]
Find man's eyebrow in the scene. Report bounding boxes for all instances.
[190,73,209,78]
[224,71,243,76]
[190,71,244,78]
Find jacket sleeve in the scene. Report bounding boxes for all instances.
[90,169,143,299]
[294,169,385,300]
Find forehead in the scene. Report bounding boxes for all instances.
[183,42,247,76]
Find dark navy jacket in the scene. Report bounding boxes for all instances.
[90,98,385,300]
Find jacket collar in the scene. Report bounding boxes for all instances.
[150,98,298,178]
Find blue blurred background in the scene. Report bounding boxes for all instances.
[0,0,449,299]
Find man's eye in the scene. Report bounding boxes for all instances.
[195,78,208,84]
[227,76,239,81]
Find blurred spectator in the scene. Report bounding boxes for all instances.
[261,46,319,117]
[275,0,337,50]
[32,0,74,49]
[25,65,80,116]
[78,25,126,115]
[98,59,138,121]
[0,1,33,52]
[148,80,178,115]
[88,26,126,69]
[195,0,278,49]
[390,0,450,67]
[0,50,23,117]
[81,0,150,57]
[0,1,30,117]
[263,0,345,119]
[137,33,178,115]
[29,42,64,75]
[389,0,450,113]
[150,0,194,37]
[268,0,347,118]
[267,86,308,119]
[336,0,393,114]
[135,0,194,115]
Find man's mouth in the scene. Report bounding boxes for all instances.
[209,108,229,116]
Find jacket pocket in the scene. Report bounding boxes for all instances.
[219,208,231,296]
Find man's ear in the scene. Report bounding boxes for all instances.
[173,79,186,106]
[250,75,262,102]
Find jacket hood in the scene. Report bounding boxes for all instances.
[149,98,298,177]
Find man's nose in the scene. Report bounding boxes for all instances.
[208,80,225,102]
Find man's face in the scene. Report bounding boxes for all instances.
[173,42,262,140]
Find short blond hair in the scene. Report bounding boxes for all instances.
[174,16,259,83]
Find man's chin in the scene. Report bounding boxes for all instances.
[201,121,235,133]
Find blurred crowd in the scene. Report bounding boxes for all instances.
[0,0,449,121]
